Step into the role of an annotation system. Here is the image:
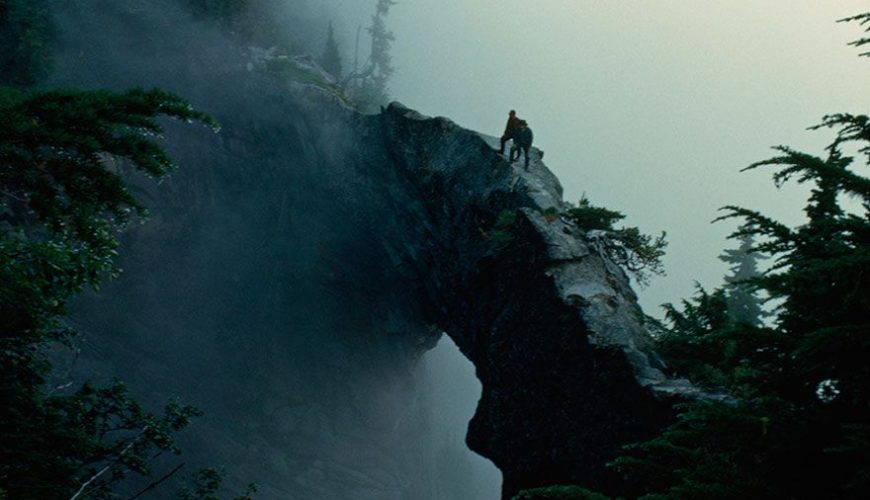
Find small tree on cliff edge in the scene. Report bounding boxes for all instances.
[565,196,668,287]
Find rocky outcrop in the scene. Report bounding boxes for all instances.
[372,103,695,498]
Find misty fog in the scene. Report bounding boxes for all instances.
[49,1,503,497]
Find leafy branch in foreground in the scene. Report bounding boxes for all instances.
[1,86,218,498]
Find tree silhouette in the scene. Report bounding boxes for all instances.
[321,21,343,79]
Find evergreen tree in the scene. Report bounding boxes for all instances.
[354,0,396,112]
[719,234,766,326]
[518,12,870,499]
[565,196,668,287]
[321,21,343,79]
[605,13,870,499]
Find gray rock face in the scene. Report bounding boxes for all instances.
[375,103,688,498]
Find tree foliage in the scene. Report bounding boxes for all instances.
[177,468,257,500]
[840,12,870,57]
[320,21,343,79]
[347,0,397,112]
[531,13,870,499]
[718,235,766,326]
[514,485,614,500]
[0,86,218,498]
[609,24,870,498]
[566,196,667,287]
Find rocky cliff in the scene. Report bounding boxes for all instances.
[373,102,699,498]
[51,2,693,498]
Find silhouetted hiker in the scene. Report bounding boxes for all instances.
[498,110,521,155]
[510,120,533,169]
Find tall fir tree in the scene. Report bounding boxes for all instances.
[719,234,766,326]
[321,21,343,79]
[355,0,396,112]
[0,5,248,496]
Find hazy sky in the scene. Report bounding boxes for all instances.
[331,0,870,313]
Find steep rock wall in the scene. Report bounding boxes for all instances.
[374,103,695,498]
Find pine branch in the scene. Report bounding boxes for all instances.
[838,12,870,56]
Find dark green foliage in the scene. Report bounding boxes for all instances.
[4,381,201,499]
[513,485,616,500]
[566,196,667,286]
[1,87,216,498]
[565,196,625,231]
[604,36,870,498]
[321,21,343,79]
[611,397,814,500]
[840,11,870,57]
[0,0,54,87]
[1,87,216,339]
[657,287,781,395]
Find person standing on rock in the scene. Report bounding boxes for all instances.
[510,120,534,169]
[498,109,521,155]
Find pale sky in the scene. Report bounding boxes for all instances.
[374,0,869,313]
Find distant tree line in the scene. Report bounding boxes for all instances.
[182,0,398,113]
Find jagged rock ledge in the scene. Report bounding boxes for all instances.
[375,101,698,498]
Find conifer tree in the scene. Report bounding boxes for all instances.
[321,21,343,79]
[516,11,870,500]
[355,0,396,112]
[604,12,870,499]
[719,234,766,326]
[0,87,221,498]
